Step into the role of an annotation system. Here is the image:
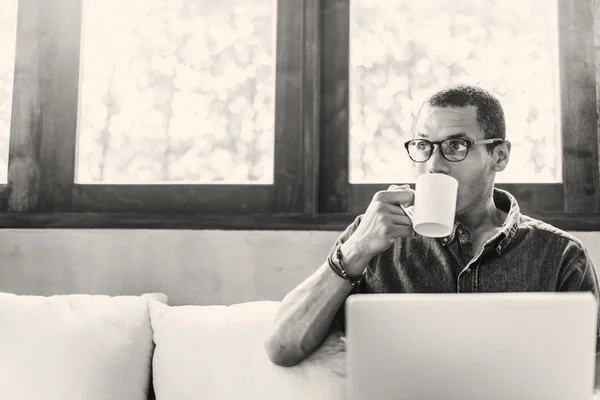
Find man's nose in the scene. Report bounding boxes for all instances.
[427,145,450,174]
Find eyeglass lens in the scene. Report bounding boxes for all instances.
[407,139,469,162]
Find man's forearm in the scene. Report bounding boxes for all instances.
[264,261,357,366]
[265,238,373,366]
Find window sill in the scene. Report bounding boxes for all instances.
[1,212,600,232]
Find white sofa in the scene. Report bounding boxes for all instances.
[0,291,347,400]
[4,229,600,399]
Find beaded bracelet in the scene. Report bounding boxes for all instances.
[327,244,365,287]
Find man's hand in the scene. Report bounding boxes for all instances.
[344,184,414,267]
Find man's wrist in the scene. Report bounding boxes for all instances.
[339,239,371,278]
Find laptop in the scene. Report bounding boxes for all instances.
[346,292,598,400]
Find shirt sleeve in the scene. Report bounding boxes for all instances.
[557,242,600,352]
[327,214,368,336]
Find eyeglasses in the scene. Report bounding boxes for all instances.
[404,138,504,163]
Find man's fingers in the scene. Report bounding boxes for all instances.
[389,215,413,227]
[388,184,410,191]
[381,202,407,215]
[389,224,415,238]
[375,188,414,206]
[398,226,415,237]
[388,184,417,201]
[381,204,413,223]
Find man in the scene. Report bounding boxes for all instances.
[264,84,600,371]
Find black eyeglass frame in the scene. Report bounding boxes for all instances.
[403,137,504,163]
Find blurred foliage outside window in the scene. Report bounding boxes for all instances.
[0,0,570,186]
[0,0,17,184]
[76,0,276,184]
[349,0,560,183]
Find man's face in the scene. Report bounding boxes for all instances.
[413,104,498,216]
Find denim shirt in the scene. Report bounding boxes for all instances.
[331,188,600,350]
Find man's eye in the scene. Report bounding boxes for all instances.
[416,142,428,150]
[448,140,467,151]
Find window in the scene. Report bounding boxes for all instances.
[0,0,598,231]
[320,0,598,225]
[349,0,560,184]
[3,0,316,218]
[77,0,276,185]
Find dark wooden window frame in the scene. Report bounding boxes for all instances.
[0,0,599,231]
[318,0,600,231]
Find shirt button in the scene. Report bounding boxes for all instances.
[466,268,472,274]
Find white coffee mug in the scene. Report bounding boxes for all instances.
[410,173,458,238]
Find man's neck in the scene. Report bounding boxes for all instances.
[456,192,507,236]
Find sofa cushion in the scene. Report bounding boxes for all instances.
[149,300,347,400]
[0,292,167,400]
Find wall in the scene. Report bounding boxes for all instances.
[0,229,599,305]
[0,0,599,307]
[0,229,338,305]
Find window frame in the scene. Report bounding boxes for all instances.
[2,0,320,216]
[0,0,599,231]
[319,0,599,223]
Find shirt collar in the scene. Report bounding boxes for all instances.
[439,188,521,255]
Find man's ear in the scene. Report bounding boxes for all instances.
[493,140,511,172]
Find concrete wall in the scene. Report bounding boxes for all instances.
[0,229,599,305]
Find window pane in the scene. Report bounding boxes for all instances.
[350,0,560,183]
[0,1,17,184]
[77,0,276,184]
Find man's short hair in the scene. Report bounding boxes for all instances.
[419,84,506,148]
